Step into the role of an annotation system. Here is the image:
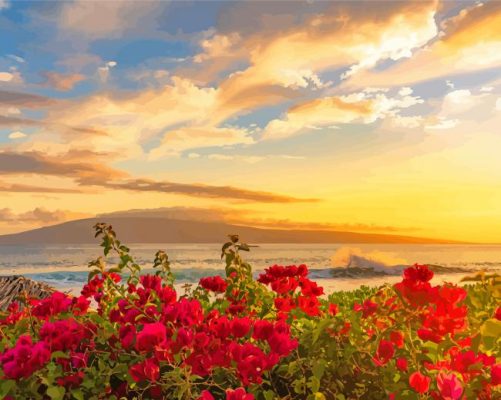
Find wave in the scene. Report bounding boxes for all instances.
[331,247,408,272]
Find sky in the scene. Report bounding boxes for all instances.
[0,0,500,242]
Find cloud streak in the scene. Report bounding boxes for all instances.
[0,151,316,203]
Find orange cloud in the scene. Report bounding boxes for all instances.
[262,88,423,140]
[42,71,85,91]
[186,0,438,123]
[0,151,316,203]
[346,2,501,87]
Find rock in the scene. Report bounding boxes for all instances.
[0,275,54,310]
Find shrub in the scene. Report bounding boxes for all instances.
[0,224,499,399]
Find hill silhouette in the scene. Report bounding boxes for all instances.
[0,217,459,244]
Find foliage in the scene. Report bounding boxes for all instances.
[0,224,499,399]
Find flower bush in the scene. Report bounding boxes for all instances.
[0,223,499,399]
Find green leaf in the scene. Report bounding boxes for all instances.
[47,386,66,400]
[0,380,15,399]
[308,376,321,393]
[480,319,501,337]
[263,391,275,400]
[312,359,326,380]
[51,351,69,360]
[72,389,85,400]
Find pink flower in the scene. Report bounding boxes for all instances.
[437,372,463,400]
[129,358,160,382]
[226,387,254,400]
[136,322,167,352]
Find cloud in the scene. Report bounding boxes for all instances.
[0,151,127,185]
[0,181,80,193]
[0,72,14,82]
[7,54,24,63]
[423,87,496,131]
[262,88,423,140]
[42,71,85,91]
[107,179,317,203]
[262,97,373,140]
[425,118,459,130]
[98,61,118,82]
[150,125,254,159]
[346,2,501,87]
[497,98,501,111]
[0,89,55,108]
[42,76,218,158]
[186,0,438,122]
[207,154,264,164]
[391,115,423,129]
[57,0,166,40]
[0,207,90,225]
[187,153,306,163]
[0,115,39,127]
[0,151,315,203]
[8,131,27,139]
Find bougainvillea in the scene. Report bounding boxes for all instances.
[0,224,499,399]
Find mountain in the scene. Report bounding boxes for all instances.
[0,217,459,245]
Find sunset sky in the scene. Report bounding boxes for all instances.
[1,0,500,242]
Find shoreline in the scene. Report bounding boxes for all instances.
[51,271,478,296]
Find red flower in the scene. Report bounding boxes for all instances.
[495,307,501,321]
[267,332,298,357]
[354,299,378,318]
[226,387,254,400]
[200,276,228,293]
[274,297,295,313]
[373,340,394,366]
[404,264,434,282]
[198,391,215,400]
[231,317,251,338]
[390,331,404,348]
[437,372,463,400]
[491,363,500,385]
[417,328,443,344]
[252,320,274,341]
[396,357,408,372]
[72,296,91,315]
[328,303,339,316]
[298,295,321,316]
[271,277,299,294]
[136,322,167,352]
[129,358,160,382]
[299,278,324,297]
[409,372,431,394]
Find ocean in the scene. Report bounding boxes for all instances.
[1,243,500,294]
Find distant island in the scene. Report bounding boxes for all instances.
[0,215,461,245]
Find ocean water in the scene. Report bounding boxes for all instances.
[0,243,500,293]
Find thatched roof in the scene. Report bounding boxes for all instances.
[0,276,55,310]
